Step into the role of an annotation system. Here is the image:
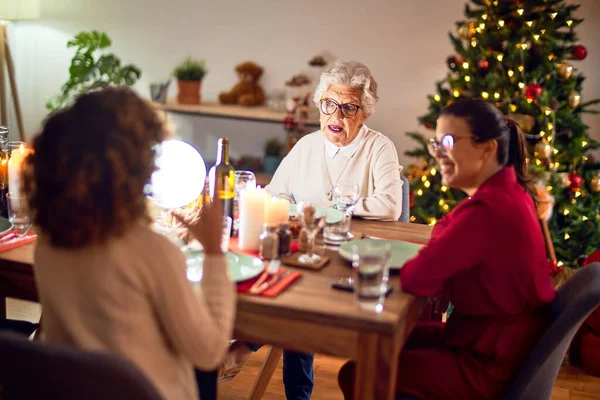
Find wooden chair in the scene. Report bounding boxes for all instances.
[248,346,284,400]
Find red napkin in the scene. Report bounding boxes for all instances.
[0,231,37,253]
[237,268,301,297]
[228,237,302,297]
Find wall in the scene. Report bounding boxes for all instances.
[9,0,600,165]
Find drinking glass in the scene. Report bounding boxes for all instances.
[325,181,359,244]
[6,193,32,236]
[352,241,392,313]
[233,171,256,234]
[296,201,326,264]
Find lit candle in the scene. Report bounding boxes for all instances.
[8,144,28,197]
[238,187,267,251]
[265,196,290,226]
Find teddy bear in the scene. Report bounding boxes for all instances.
[219,61,266,107]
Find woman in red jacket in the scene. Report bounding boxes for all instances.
[338,99,557,399]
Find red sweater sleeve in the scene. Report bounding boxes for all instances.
[400,199,492,297]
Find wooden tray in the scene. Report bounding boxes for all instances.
[281,253,330,270]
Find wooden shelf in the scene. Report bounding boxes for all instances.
[153,100,320,126]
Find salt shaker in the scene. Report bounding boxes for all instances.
[260,225,279,260]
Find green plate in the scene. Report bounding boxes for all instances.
[288,204,344,224]
[0,217,13,236]
[338,238,425,270]
[186,251,264,283]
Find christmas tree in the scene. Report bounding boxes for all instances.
[405,0,600,268]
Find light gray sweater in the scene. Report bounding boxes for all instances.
[33,222,235,400]
[266,126,404,221]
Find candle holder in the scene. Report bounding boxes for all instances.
[6,141,30,201]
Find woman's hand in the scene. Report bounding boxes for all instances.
[173,181,224,255]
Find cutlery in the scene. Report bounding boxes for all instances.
[255,270,292,295]
[249,259,280,294]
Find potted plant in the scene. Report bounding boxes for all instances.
[264,138,283,174]
[46,31,141,112]
[173,57,207,105]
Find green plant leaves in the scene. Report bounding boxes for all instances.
[47,31,141,112]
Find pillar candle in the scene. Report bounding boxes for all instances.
[8,144,27,197]
[238,187,266,251]
[265,196,290,226]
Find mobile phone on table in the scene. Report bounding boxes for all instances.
[331,276,393,296]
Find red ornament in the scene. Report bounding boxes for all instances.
[583,250,600,266]
[409,191,415,208]
[478,59,490,70]
[547,259,562,277]
[524,84,543,100]
[568,173,584,189]
[424,122,434,130]
[572,45,588,61]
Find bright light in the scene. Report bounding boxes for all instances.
[149,139,206,209]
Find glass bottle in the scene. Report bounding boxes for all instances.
[260,225,279,261]
[208,138,235,226]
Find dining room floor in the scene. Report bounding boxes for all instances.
[7,298,600,399]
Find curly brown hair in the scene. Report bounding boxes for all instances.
[23,87,168,248]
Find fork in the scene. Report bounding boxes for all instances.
[249,259,281,294]
[255,270,293,295]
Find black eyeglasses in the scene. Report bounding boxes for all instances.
[427,134,475,156]
[319,98,361,118]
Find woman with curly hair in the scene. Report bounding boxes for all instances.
[23,87,235,400]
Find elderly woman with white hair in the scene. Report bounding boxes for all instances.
[266,60,404,221]
[218,61,404,400]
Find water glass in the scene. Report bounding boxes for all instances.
[324,181,359,244]
[352,241,392,313]
[6,193,32,236]
[233,171,256,234]
[221,216,232,252]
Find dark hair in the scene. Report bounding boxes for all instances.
[440,99,534,199]
[23,87,168,248]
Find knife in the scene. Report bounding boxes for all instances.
[255,270,292,295]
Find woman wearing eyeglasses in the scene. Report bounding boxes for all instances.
[338,99,557,399]
[266,60,404,222]
[219,60,404,400]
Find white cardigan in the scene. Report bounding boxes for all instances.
[266,125,404,221]
[33,222,236,400]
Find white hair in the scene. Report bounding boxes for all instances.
[313,60,379,117]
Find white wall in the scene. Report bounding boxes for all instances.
[9,0,600,165]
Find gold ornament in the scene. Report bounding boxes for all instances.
[510,113,535,132]
[568,91,581,108]
[556,62,573,79]
[534,138,553,161]
[458,22,477,40]
[591,173,600,192]
[558,172,571,188]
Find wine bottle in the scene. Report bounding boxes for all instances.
[208,138,235,224]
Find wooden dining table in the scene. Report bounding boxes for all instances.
[0,219,433,400]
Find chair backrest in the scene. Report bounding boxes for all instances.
[0,333,163,400]
[399,175,410,222]
[503,262,600,400]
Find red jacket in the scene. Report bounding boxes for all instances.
[400,167,557,397]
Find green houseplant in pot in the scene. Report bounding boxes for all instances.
[264,138,283,174]
[173,57,207,104]
[46,31,141,112]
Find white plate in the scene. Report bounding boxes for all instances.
[186,251,264,283]
[288,204,344,224]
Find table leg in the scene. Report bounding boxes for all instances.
[354,331,402,400]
